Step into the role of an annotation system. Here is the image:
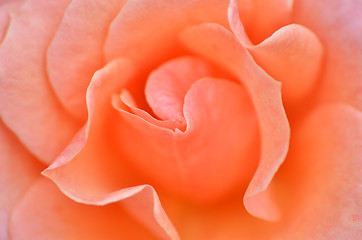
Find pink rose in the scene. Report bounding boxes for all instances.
[1,0,361,239]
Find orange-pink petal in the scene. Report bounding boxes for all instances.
[0,120,43,240]
[145,57,214,122]
[278,104,362,238]
[9,177,168,240]
[42,58,178,239]
[0,0,79,164]
[47,0,127,120]
[249,24,323,104]
[114,76,258,202]
[180,23,290,220]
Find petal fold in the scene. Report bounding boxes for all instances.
[47,0,127,120]
[9,177,172,240]
[42,58,178,239]
[0,120,43,240]
[0,0,79,164]
[180,23,290,220]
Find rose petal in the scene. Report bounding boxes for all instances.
[0,120,43,240]
[114,77,258,202]
[145,57,214,122]
[180,23,290,220]
[42,58,179,239]
[0,0,80,164]
[229,0,323,104]
[104,0,229,67]
[294,0,362,109]
[0,0,23,43]
[9,177,167,240]
[229,0,293,44]
[248,24,323,103]
[47,0,127,120]
[278,104,362,238]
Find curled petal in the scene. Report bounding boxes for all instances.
[114,76,258,202]
[145,57,214,122]
[249,24,323,103]
[180,23,290,220]
[229,0,323,104]
[9,177,175,240]
[47,0,127,120]
[0,0,79,164]
[42,58,178,239]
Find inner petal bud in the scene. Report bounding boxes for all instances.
[113,57,259,202]
[145,56,214,122]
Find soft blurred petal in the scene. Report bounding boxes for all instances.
[0,0,79,164]
[294,0,362,109]
[0,119,43,240]
[277,104,362,239]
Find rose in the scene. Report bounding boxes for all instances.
[1,0,361,239]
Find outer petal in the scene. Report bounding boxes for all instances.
[229,0,323,104]
[294,0,362,109]
[9,177,162,240]
[277,104,362,239]
[42,58,179,240]
[104,0,229,67]
[0,0,23,43]
[0,119,43,240]
[47,0,127,120]
[0,0,79,164]
[180,23,290,221]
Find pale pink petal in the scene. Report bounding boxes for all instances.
[248,24,323,104]
[43,58,179,239]
[277,104,362,239]
[145,57,214,122]
[0,0,23,43]
[104,0,229,67]
[9,177,168,240]
[0,119,43,240]
[180,23,290,220]
[0,0,80,164]
[294,0,362,109]
[113,77,258,202]
[47,0,127,120]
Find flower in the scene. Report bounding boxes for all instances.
[1,0,361,239]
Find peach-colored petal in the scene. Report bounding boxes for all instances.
[114,76,258,202]
[294,0,362,109]
[47,0,127,121]
[104,0,229,68]
[230,0,293,44]
[42,58,179,239]
[9,177,165,240]
[0,119,43,240]
[0,0,23,43]
[180,23,290,220]
[145,57,213,122]
[229,0,323,104]
[248,24,323,104]
[0,0,79,164]
[277,104,362,239]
